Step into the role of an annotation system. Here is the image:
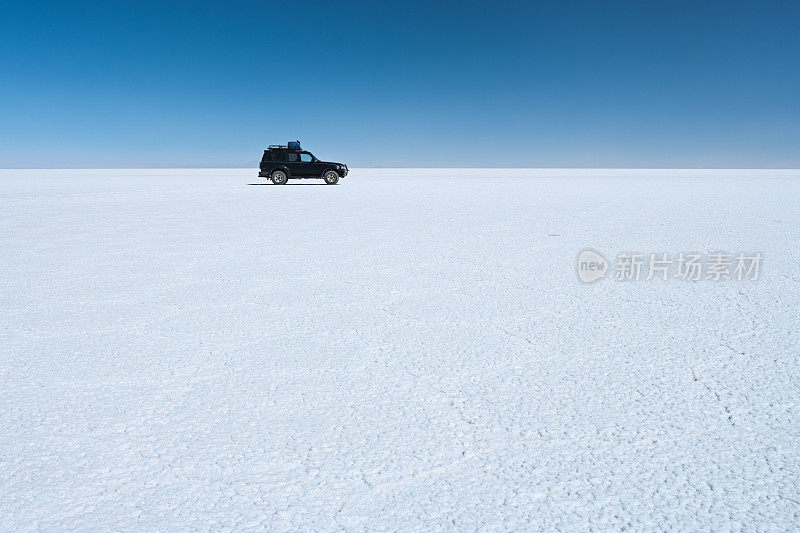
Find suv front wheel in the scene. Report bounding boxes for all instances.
[271,170,288,185]
[323,170,339,185]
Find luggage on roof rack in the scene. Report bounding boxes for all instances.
[267,141,301,150]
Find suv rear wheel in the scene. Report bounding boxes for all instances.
[323,170,339,185]
[271,170,288,185]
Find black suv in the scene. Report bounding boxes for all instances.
[258,142,348,185]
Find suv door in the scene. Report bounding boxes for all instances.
[296,152,320,177]
[284,150,301,176]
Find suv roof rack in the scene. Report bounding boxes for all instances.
[268,140,302,151]
[268,145,303,151]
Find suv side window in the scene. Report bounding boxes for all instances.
[286,152,299,162]
[300,153,313,162]
[270,150,284,162]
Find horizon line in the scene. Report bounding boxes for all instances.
[3,166,800,171]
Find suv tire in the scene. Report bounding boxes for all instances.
[271,170,288,185]
[323,170,340,185]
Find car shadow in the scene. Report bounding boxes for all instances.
[247,183,329,186]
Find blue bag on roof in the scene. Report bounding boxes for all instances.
[288,140,301,150]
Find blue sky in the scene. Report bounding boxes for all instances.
[1,1,799,168]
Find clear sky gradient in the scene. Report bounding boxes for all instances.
[2,1,799,168]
